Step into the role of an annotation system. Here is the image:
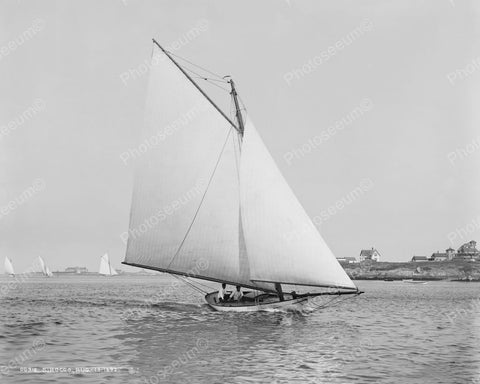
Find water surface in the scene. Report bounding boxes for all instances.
[1,275,479,383]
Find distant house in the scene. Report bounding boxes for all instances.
[360,248,381,262]
[411,256,428,262]
[65,266,89,274]
[430,252,448,262]
[446,247,456,260]
[455,240,479,261]
[337,257,358,264]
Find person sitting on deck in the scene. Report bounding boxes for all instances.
[218,283,228,302]
[229,285,243,302]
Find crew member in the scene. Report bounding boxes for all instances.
[218,283,228,302]
[229,285,243,302]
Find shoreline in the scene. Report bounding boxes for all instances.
[342,260,480,281]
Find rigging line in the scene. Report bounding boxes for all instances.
[172,274,210,294]
[179,63,225,83]
[311,293,356,311]
[189,75,228,83]
[177,64,230,92]
[187,278,216,292]
[175,274,217,292]
[324,295,356,309]
[230,82,247,108]
[205,81,230,92]
[170,274,208,294]
[201,78,230,84]
[189,77,230,93]
[238,95,248,114]
[307,296,339,312]
[181,277,207,294]
[166,127,234,269]
[167,50,226,81]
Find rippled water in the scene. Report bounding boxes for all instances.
[1,275,479,383]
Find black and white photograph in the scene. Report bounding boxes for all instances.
[1,1,479,383]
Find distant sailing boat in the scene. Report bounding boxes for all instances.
[99,253,118,276]
[122,40,362,312]
[38,256,53,277]
[4,257,15,276]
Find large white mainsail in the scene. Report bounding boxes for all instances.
[123,44,273,292]
[239,119,356,290]
[123,41,357,294]
[4,257,15,276]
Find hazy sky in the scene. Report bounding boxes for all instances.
[1,0,479,272]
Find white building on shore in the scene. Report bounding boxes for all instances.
[359,247,381,262]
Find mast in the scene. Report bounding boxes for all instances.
[151,39,240,134]
[229,79,245,136]
[275,282,284,301]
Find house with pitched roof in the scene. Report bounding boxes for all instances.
[359,247,381,262]
[454,240,479,261]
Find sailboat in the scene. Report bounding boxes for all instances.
[4,257,15,276]
[99,253,118,276]
[122,40,363,312]
[38,256,53,277]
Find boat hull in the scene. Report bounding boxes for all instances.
[402,279,427,284]
[204,291,309,312]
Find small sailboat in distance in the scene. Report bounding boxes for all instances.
[45,266,53,277]
[122,40,363,312]
[4,257,15,276]
[99,253,118,276]
[38,256,53,277]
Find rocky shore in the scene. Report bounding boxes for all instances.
[342,260,480,281]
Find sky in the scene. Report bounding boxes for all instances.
[0,0,479,273]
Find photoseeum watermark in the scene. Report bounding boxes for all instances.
[446,57,480,86]
[0,338,46,376]
[284,178,374,243]
[0,99,46,140]
[0,179,46,220]
[142,338,208,384]
[0,19,45,61]
[446,136,480,165]
[120,179,206,244]
[283,19,374,85]
[447,216,480,245]
[284,98,373,165]
[119,102,209,165]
